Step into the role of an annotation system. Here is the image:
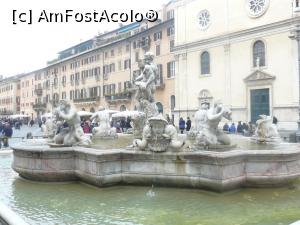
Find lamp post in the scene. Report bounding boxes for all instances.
[290,25,300,141]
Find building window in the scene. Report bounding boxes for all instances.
[200,51,210,75]
[118,61,122,71]
[198,10,211,30]
[154,31,162,41]
[109,63,115,73]
[297,0,300,7]
[157,64,163,84]
[167,61,175,78]
[170,95,175,111]
[167,26,175,36]
[169,40,174,51]
[253,40,265,67]
[295,0,300,10]
[111,49,114,57]
[126,44,130,52]
[156,45,160,56]
[156,102,163,114]
[135,52,139,63]
[104,52,108,59]
[118,46,122,54]
[167,10,174,20]
[124,59,131,69]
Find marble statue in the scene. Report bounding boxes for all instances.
[192,101,232,149]
[251,115,280,142]
[41,118,57,139]
[91,106,117,139]
[133,115,184,152]
[133,52,159,118]
[52,100,91,146]
[130,111,146,139]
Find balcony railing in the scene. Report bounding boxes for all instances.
[73,96,100,103]
[105,92,131,103]
[34,88,43,96]
[32,103,47,110]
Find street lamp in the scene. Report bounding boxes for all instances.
[289,25,300,141]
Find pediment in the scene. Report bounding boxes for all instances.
[244,70,275,83]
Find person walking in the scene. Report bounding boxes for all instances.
[2,122,13,148]
[237,121,243,134]
[179,117,185,134]
[186,117,191,132]
[229,123,236,133]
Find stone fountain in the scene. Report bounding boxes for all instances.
[10,53,300,192]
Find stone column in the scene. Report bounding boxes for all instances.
[290,26,300,141]
[224,43,232,108]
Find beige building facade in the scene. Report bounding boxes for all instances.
[173,0,300,130]
[9,2,178,120]
[0,75,21,116]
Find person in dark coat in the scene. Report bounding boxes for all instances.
[223,123,229,132]
[186,117,191,132]
[2,122,13,147]
[237,121,243,134]
[120,119,126,132]
[179,117,185,134]
[273,116,278,125]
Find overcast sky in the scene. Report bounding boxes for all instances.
[0,0,168,77]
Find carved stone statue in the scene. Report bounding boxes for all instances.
[41,118,57,139]
[133,52,159,118]
[133,115,184,152]
[130,111,146,139]
[91,106,117,139]
[192,101,232,149]
[52,100,91,146]
[251,115,280,143]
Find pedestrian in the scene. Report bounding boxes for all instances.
[126,117,132,130]
[229,123,236,133]
[179,117,185,134]
[2,122,13,148]
[242,122,249,135]
[83,122,90,134]
[237,121,243,134]
[273,116,278,125]
[223,123,229,132]
[186,117,191,132]
[30,119,34,127]
[120,118,126,132]
[248,121,256,136]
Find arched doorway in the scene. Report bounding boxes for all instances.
[90,107,95,113]
[156,102,163,114]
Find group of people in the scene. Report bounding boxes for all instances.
[222,121,255,136]
[112,117,132,133]
[222,116,278,136]
[79,117,132,134]
[178,117,192,134]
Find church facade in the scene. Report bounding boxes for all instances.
[173,0,300,130]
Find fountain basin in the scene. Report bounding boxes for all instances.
[11,143,300,192]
